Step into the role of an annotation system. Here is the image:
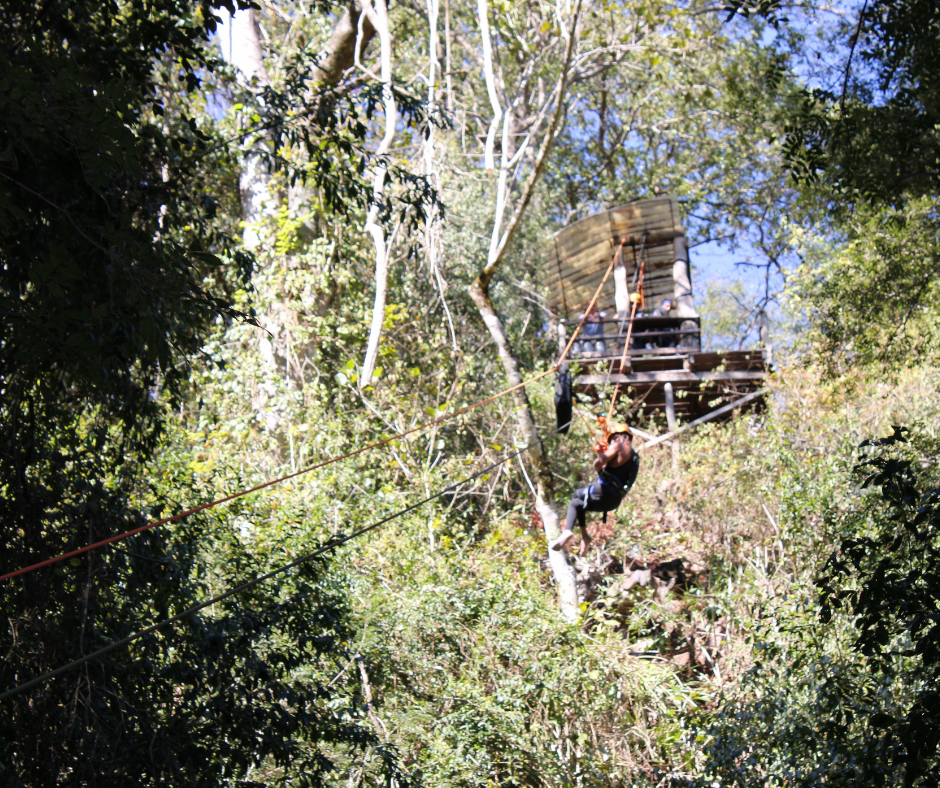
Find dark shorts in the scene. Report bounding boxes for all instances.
[565,481,623,531]
[575,482,622,512]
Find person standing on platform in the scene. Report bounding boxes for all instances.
[651,298,675,348]
[581,304,607,356]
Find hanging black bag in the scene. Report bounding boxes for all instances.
[554,369,572,434]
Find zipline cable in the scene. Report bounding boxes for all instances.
[2,250,619,585]
[596,239,631,397]
[556,254,617,366]
[0,437,553,702]
[0,378,545,583]
[607,252,647,422]
[1,261,613,585]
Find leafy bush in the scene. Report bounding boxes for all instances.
[686,426,940,787]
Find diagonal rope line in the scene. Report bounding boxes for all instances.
[598,238,630,391]
[1,375,542,582]
[0,438,551,701]
[2,295,603,584]
[607,245,647,422]
[554,254,617,365]
[566,246,626,441]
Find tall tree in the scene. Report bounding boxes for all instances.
[182,0,803,624]
[0,2,409,783]
[465,0,585,619]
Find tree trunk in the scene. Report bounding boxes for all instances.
[216,7,273,244]
[217,8,288,377]
[360,0,397,387]
[218,4,379,384]
[309,2,377,85]
[468,279,580,622]
[467,0,583,622]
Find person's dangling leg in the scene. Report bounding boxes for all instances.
[579,516,594,558]
[574,485,621,557]
[550,485,589,551]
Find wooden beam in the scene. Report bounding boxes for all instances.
[613,242,629,316]
[664,381,680,466]
[577,370,766,385]
[664,382,677,432]
[629,425,657,441]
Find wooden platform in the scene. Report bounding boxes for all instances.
[570,349,769,420]
[548,199,768,421]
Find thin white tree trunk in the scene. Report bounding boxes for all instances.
[217,8,285,375]
[477,0,502,173]
[217,8,274,245]
[360,0,397,387]
[444,0,453,113]
[468,283,579,620]
[423,0,458,349]
[218,5,379,384]
[470,0,584,621]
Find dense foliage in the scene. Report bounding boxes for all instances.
[0,1,410,784]
[690,425,940,787]
[787,198,940,371]
[819,428,940,785]
[4,0,940,784]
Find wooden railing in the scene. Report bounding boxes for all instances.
[562,316,701,358]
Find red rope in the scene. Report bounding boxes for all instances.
[607,254,646,422]
[0,438,542,700]
[2,256,618,584]
[555,254,617,364]
[2,355,578,583]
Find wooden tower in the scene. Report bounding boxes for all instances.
[546,196,768,421]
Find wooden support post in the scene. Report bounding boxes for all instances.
[613,242,629,317]
[664,381,680,468]
[558,321,569,369]
[638,388,768,451]
[759,309,773,368]
[612,243,633,365]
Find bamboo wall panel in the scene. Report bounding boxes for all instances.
[545,196,685,315]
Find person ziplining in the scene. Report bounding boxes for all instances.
[549,244,646,558]
[550,417,640,557]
